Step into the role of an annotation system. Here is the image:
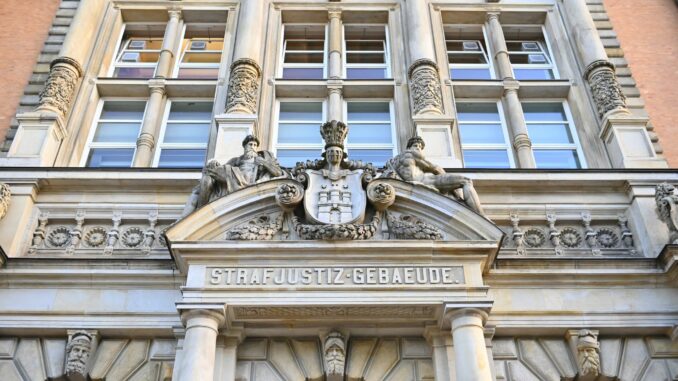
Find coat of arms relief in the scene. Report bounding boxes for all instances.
[183,120,485,241]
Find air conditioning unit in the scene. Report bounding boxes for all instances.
[528,54,547,64]
[190,41,207,50]
[121,52,140,62]
[521,42,539,51]
[462,41,480,51]
[129,40,146,50]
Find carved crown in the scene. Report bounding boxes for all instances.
[320,120,348,149]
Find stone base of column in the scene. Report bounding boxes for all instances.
[600,113,668,168]
[413,115,461,168]
[213,114,258,163]
[4,111,65,166]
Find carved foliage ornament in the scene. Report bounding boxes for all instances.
[225,58,261,114]
[38,56,83,116]
[585,60,626,118]
[408,59,443,115]
[0,183,10,221]
[655,182,678,244]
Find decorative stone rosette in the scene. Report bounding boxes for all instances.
[38,56,83,116]
[275,182,304,212]
[225,58,262,114]
[408,59,443,115]
[584,60,626,118]
[366,182,395,212]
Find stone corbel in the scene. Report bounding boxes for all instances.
[408,59,444,115]
[225,58,262,114]
[584,60,626,119]
[59,329,99,381]
[565,329,615,381]
[321,330,348,381]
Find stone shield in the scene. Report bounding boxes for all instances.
[303,169,366,225]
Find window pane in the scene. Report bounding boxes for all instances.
[100,101,146,120]
[450,68,492,80]
[346,40,384,51]
[158,149,206,168]
[347,102,390,121]
[346,68,387,79]
[127,39,162,50]
[448,53,487,64]
[286,40,325,51]
[177,68,219,79]
[347,149,392,166]
[463,150,511,169]
[344,25,385,41]
[346,53,385,64]
[522,103,567,122]
[113,67,155,79]
[164,123,210,144]
[527,124,573,144]
[169,102,213,121]
[348,124,391,144]
[87,148,135,167]
[456,103,501,122]
[459,123,505,144]
[284,52,324,64]
[277,149,322,167]
[534,150,581,169]
[513,68,553,80]
[93,122,140,143]
[279,102,322,121]
[284,25,325,40]
[282,68,324,79]
[181,52,221,63]
[277,124,322,144]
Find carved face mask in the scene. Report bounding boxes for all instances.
[326,147,343,165]
[66,343,90,374]
[325,344,345,373]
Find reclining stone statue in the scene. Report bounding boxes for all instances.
[384,136,484,215]
[182,135,284,216]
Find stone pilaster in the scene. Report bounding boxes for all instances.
[214,325,245,381]
[133,81,166,167]
[424,326,455,381]
[225,59,262,114]
[176,306,226,381]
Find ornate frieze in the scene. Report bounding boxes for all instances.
[0,182,10,221]
[408,59,444,115]
[38,56,83,116]
[584,60,627,118]
[655,182,678,244]
[233,305,436,319]
[225,58,262,114]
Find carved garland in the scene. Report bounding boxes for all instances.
[584,60,626,118]
[38,56,83,116]
[408,59,443,115]
[225,58,262,114]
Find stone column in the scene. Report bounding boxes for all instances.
[155,10,182,79]
[132,81,166,167]
[328,86,343,121]
[328,10,343,80]
[450,309,493,381]
[485,12,512,81]
[176,307,226,381]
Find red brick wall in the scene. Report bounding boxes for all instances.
[604,0,678,167]
[0,0,61,145]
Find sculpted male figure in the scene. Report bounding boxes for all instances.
[65,331,94,380]
[385,136,484,214]
[323,331,346,381]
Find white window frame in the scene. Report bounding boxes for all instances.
[108,23,166,78]
[80,98,148,167]
[342,99,397,162]
[456,100,515,168]
[278,23,328,79]
[272,99,327,163]
[342,24,391,80]
[504,25,559,80]
[445,25,496,80]
[171,23,224,79]
[521,99,586,168]
[152,99,214,168]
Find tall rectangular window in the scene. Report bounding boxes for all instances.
[85,100,146,167]
[457,102,513,168]
[445,25,492,80]
[504,26,557,80]
[155,101,213,168]
[345,101,394,166]
[280,25,327,80]
[175,25,224,79]
[112,25,165,79]
[522,102,583,168]
[275,101,325,166]
[344,25,390,79]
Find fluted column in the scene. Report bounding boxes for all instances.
[176,308,226,381]
[133,82,166,167]
[328,10,343,79]
[155,10,182,79]
[450,309,493,381]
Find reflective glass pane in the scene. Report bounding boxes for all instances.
[347,102,390,121]
[279,102,322,121]
[347,124,391,144]
[459,123,505,144]
[158,149,206,168]
[284,52,324,64]
[462,150,511,168]
[284,25,325,41]
[119,51,160,63]
[282,68,324,79]
[127,39,162,50]
[346,40,384,51]
[506,41,543,53]
[513,68,553,80]
[276,149,322,167]
[346,68,387,79]
[169,102,213,121]
[177,68,219,79]
[344,25,385,41]
[113,67,155,79]
[533,150,581,169]
[181,52,221,63]
[526,124,573,144]
[347,149,392,167]
[286,40,325,51]
[277,123,322,144]
[87,148,135,168]
[100,102,146,120]
[522,103,567,122]
[450,68,492,80]
[93,122,140,143]
[346,53,385,64]
[456,103,500,122]
[164,123,210,144]
[448,53,487,64]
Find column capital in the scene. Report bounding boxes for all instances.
[328,8,342,19]
[486,11,501,22]
[219,323,245,345]
[440,303,492,328]
[178,304,227,328]
[168,9,182,20]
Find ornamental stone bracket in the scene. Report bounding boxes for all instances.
[565,330,619,381]
[584,60,626,119]
[225,58,262,114]
[52,329,99,381]
[408,59,444,115]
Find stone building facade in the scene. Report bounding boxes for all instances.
[0,1,676,381]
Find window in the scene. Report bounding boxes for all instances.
[155,101,213,168]
[280,24,327,79]
[457,102,513,168]
[85,100,146,167]
[445,25,493,80]
[344,25,390,79]
[275,101,325,166]
[522,102,584,168]
[504,26,557,80]
[175,25,224,79]
[345,101,395,166]
[111,25,165,78]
